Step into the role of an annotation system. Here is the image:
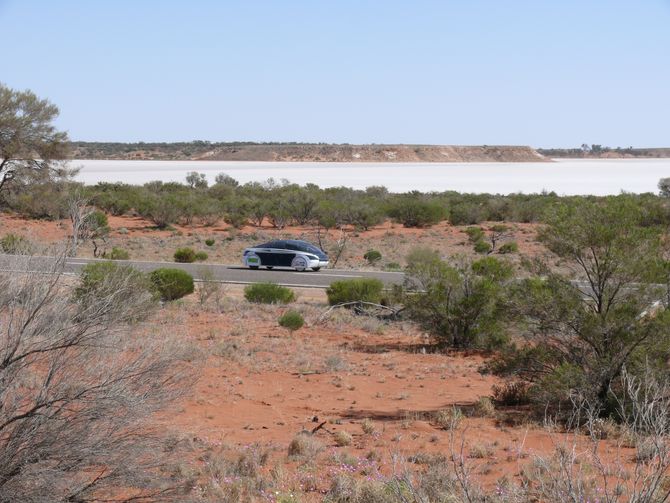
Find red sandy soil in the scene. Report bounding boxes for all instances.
[155,294,635,498]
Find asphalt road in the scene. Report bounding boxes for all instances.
[0,255,406,289]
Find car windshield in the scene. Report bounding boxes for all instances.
[301,242,324,255]
[286,240,326,257]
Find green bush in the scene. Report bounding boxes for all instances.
[0,233,33,254]
[406,247,440,266]
[363,249,382,264]
[244,282,296,304]
[326,278,384,306]
[402,255,512,349]
[105,247,130,260]
[464,226,485,243]
[473,240,492,254]
[174,247,197,263]
[149,268,195,301]
[194,251,208,261]
[223,213,248,229]
[498,241,519,254]
[387,197,446,227]
[384,262,402,271]
[76,261,150,299]
[205,238,215,246]
[278,310,305,331]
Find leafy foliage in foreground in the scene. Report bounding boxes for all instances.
[495,198,670,417]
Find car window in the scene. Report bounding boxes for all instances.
[299,242,322,254]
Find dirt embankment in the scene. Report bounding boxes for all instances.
[70,143,548,162]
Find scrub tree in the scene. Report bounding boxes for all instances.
[0,83,70,196]
[500,198,670,416]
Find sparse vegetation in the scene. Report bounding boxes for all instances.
[0,258,191,501]
[434,407,464,430]
[244,282,296,304]
[76,261,152,303]
[334,430,353,446]
[288,433,324,459]
[105,246,130,260]
[498,241,518,254]
[0,233,33,254]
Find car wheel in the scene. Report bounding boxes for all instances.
[312,267,321,272]
[249,265,259,270]
[292,256,307,272]
[266,266,273,270]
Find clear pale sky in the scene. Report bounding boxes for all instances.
[2,0,669,147]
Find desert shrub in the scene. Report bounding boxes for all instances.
[288,433,324,459]
[205,238,215,246]
[0,233,33,254]
[278,310,304,331]
[85,209,109,232]
[173,247,197,263]
[223,211,249,229]
[136,193,182,228]
[491,381,531,406]
[194,251,208,261]
[149,268,195,301]
[326,278,384,306]
[334,430,352,446]
[472,397,497,418]
[105,247,130,260]
[464,226,485,243]
[402,255,512,348]
[499,198,670,417]
[498,241,518,254]
[6,181,71,219]
[449,201,487,225]
[325,475,394,503]
[361,419,375,435]
[434,407,463,430]
[405,247,441,266]
[363,249,382,264]
[244,282,295,304]
[384,262,402,271]
[76,261,152,302]
[387,197,446,227]
[473,240,492,254]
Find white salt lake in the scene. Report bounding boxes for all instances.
[71,158,670,195]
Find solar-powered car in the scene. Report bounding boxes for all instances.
[242,239,329,271]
